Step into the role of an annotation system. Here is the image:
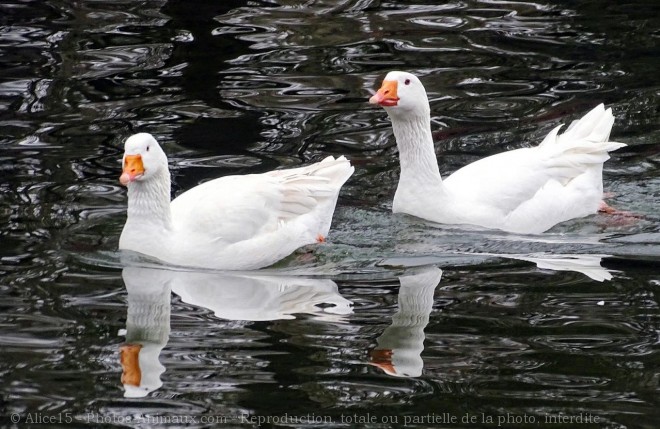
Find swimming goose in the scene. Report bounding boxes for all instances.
[369,71,626,234]
[118,133,353,269]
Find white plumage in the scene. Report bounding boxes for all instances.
[370,71,625,234]
[118,133,353,269]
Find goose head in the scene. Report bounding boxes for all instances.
[369,71,430,119]
[120,133,169,186]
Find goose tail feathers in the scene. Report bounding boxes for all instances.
[539,104,627,155]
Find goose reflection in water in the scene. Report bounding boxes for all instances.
[382,253,614,282]
[370,267,442,378]
[119,266,353,398]
[368,254,613,378]
[510,254,613,282]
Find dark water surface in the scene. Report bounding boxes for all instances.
[1,0,659,428]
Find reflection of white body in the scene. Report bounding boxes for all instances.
[371,267,441,377]
[121,267,171,398]
[170,272,352,321]
[119,266,353,397]
[512,254,613,282]
[380,252,613,282]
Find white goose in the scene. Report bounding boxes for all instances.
[370,71,626,234]
[118,133,353,270]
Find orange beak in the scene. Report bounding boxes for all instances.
[120,154,145,186]
[120,343,142,386]
[369,80,399,107]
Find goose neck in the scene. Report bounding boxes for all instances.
[391,114,443,185]
[126,169,173,229]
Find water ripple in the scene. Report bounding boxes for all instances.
[75,44,172,79]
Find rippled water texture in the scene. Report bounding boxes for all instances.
[1,0,658,428]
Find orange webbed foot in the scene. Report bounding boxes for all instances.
[598,201,643,226]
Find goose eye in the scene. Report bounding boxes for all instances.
[146,146,150,152]
[404,79,411,85]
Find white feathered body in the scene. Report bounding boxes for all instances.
[391,104,625,234]
[119,155,353,270]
